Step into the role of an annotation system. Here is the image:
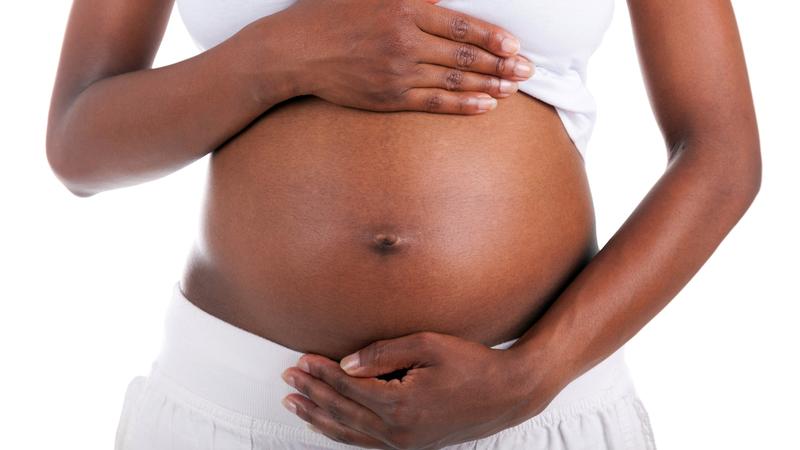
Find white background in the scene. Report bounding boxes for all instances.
[1,1,797,448]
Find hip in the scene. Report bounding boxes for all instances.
[115,282,656,450]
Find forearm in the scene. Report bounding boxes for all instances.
[509,135,761,413]
[46,17,303,197]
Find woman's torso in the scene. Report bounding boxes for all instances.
[177,0,613,360]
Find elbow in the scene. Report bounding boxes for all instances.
[745,144,762,202]
[45,129,98,198]
[727,136,762,206]
[721,138,761,205]
[679,130,762,211]
[726,147,761,221]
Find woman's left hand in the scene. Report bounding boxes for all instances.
[280,331,559,449]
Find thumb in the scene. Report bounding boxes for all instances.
[339,332,437,377]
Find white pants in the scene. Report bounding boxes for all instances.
[115,282,657,449]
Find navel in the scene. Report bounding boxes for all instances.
[363,222,415,256]
[374,232,399,247]
[369,231,406,256]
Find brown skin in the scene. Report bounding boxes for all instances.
[290,0,536,112]
[48,0,595,361]
[46,0,533,197]
[281,0,762,449]
[47,0,760,450]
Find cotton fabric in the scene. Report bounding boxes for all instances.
[174,0,616,158]
[115,281,656,449]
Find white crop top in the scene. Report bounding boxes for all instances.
[176,0,615,158]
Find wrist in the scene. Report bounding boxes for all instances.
[500,329,577,419]
[235,15,314,107]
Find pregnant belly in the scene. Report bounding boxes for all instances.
[180,92,598,360]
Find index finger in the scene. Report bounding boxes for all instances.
[414,2,521,57]
[298,354,401,417]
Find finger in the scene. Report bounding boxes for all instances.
[409,62,519,98]
[294,355,402,414]
[339,331,441,377]
[416,33,534,81]
[415,3,521,57]
[285,393,390,450]
[282,366,389,440]
[398,88,497,114]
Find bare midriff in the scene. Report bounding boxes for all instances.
[179,92,598,361]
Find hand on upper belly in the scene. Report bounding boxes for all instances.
[278,331,560,449]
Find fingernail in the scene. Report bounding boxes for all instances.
[499,79,518,94]
[514,61,533,77]
[501,37,520,54]
[297,357,310,373]
[281,397,297,414]
[281,370,296,388]
[476,96,498,112]
[340,353,360,371]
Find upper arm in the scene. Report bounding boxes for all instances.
[47,0,175,130]
[626,0,759,159]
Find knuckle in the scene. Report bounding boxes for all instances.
[457,97,467,114]
[381,28,416,58]
[454,44,478,68]
[495,56,508,75]
[448,14,470,40]
[327,397,345,422]
[352,408,371,429]
[362,343,382,367]
[365,89,391,106]
[380,89,405,107]
[482,76,499,94]
[384,397,410,425]
[409,63,425,79]
[389,83,419,108]
[395,63,422,86]
[370,64,407,96]
[424,94,445,112]
[331,373,350,396]
[373,84,409,109]
[388,0,416,20]
[485,28,501,50]
[383,60,410,85]
[443,69,464,91]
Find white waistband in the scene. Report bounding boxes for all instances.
[149,281,634,431]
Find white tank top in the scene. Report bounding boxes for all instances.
[176,0,615,158]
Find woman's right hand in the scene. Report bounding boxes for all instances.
[279,0,534,114]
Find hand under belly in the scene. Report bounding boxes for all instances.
[180,92,598,360]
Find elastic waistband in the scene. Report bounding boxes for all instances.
[150,281,633,431]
